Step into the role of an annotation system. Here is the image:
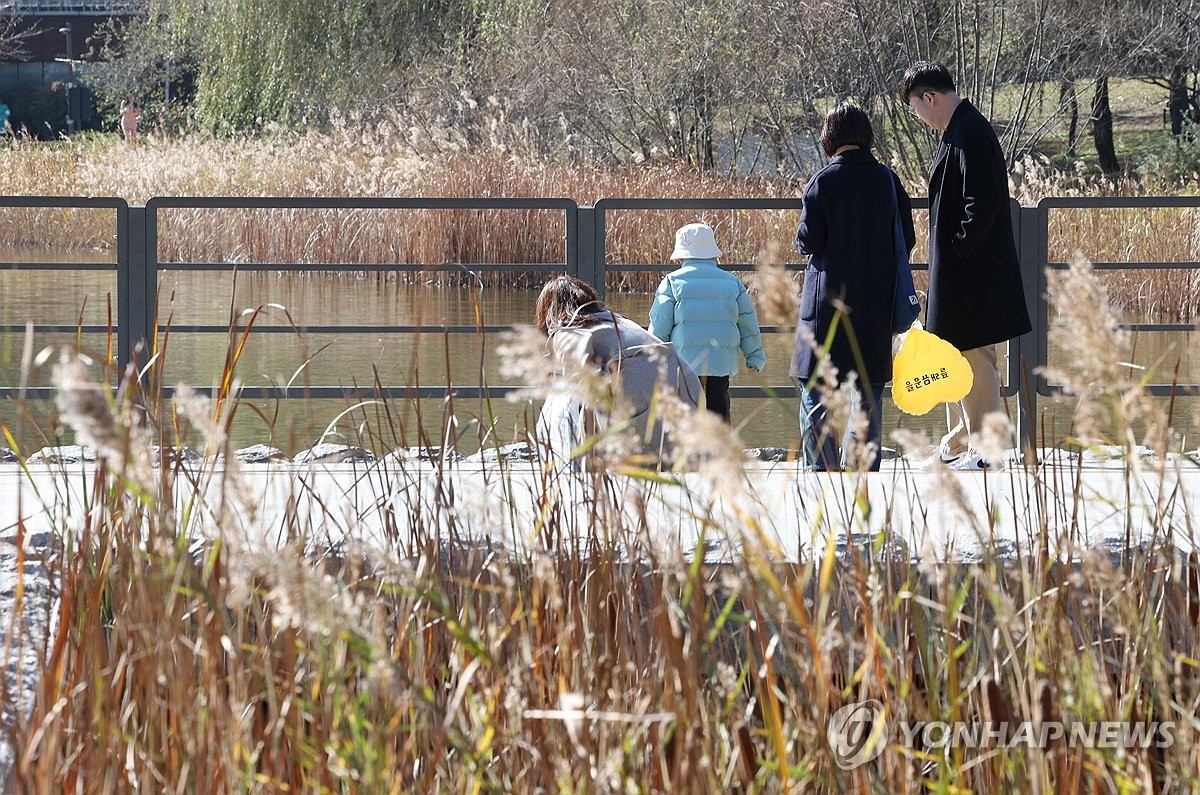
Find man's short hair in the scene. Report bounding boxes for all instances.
[901,61,957,103]
[819,103,874,158]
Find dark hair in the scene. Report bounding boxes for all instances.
[901,61,956,103]
[535,275,607,334]
[819,103,874,158]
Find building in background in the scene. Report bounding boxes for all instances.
[1,1,138,136]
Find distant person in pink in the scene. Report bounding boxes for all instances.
[119,97,140,144]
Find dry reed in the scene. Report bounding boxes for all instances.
[2,129,1198,314]
[0,256,1195,791]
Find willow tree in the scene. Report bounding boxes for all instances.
[140,0,488,130]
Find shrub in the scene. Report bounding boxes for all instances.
[7,83,68,140]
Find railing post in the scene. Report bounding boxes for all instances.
[576,205,607,298]
[124,205,151,371]
[564,202,579,280]
[115,202,131,373]
[595,206,607,300]
[1034,200,1049,403]
[1016,203,1039,454]
[575,205,595,287]
[595,206,608,300]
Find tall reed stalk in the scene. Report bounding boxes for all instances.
[0,255,1196,791]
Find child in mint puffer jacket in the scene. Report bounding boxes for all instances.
[648,222,766,422]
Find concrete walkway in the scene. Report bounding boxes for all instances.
[0,451,1192,562]
[0,453,1196,774]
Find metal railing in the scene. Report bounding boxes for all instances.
[1032,197,1200,400]
[0,196,128,399]
[139,196,579,400]
[1,194,1199,448]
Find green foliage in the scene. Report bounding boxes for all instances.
[5,83,68,139]
[1135,126,1200,188]
[144,0,491,131]
[78,13,198,134]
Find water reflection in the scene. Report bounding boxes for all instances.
[0,263,1196,455]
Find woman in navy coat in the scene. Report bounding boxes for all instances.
[792,103,916,471]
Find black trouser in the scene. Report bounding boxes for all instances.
[701,375,731,422]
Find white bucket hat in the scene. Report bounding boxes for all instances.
[670,222,723,260]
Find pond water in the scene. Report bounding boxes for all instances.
[3,254,1199,456]
[7,226,1200,458]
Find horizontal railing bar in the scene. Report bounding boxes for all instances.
[1118,323,1196,332]
[593,197,930,210]
[1046,261,1200,270]
[182,326,881,337]
[158,325,516,334]
[0,262,117,270]
[605,262,931,272]
[1039,197,1200,209]
[178,385,822,400]
[186,263,1044,278]
[1143,385,1200,396]
[0,383,1032,402]
[728,386,797,399]
[147,197,578,210]
[159,324,813,335]
[4,1,139,12]
[0,386,535,400]
[606,262,797,272]
[155,385,529,400]
[594,198,806,210]
[732,384,1020,398]
[0,195,129,209]
[0,324,112,333]
[0,388,59,399]
[1039,384,1200,397]
[155,262,567,272]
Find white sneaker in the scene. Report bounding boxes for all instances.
[917,450,966,471]
[947,452,995,471]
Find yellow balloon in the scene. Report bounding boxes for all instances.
[892,327,974,415]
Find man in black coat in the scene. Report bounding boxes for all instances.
[901,61,1032,469]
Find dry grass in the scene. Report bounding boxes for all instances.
[0,126,800,294]
[1011,155,1200,321]
[1047,205,1200,321]
[2,127,1199,311]
[0,259,1195,791]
